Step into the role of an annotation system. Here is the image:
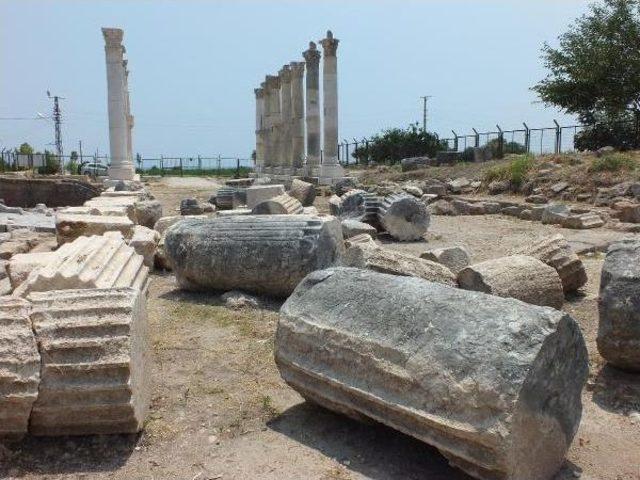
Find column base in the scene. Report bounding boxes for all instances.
[318,163,345,185]
[108,164,137,181]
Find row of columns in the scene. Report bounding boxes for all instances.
[255,30,344,183]
[102,27,137,182]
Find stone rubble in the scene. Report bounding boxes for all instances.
[251,193,303,215]
[129,225,160,267]
[288,179,316,207]
[55,213,135,245]
[246,185,286,209]
[420,246,471,274]
[378,193,430,241]
[340,219,377,239]
[276,267,588,480]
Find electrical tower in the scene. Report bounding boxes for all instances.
[420,95,432,132]
[46,90,64,159]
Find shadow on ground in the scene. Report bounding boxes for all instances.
[0,434,138,477]
[592,364,640,414]
[268,402,471,480]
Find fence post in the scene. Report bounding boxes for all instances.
[217,154,221,176]
[337,143,341,163]
[451,130,458,152]
[496,125,504,158]
[198,154,202,172]
[553,120,561,154]
[472,128,479,148]
[179,157,183,177]
[523,123,530,153]
[236,158,240,178]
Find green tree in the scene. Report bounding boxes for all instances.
[533,0,640,146]
[67,150,79,174]
[351,123,447,165]
[17,142,34,155]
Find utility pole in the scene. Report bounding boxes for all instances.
[47,90,64,173]
[420,95,432,132]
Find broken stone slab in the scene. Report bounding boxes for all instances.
[344,233,376,248]
[164,215,344,297]
[332,177,358,196]
[0,240,30,260]
[402,185,423,198]
[15,234,148,298]
[153,215,207,235]
[246,185,286,209]
[217,208,252,217]
[341,219,377,239]
[59,205,131,218]
[133,200,163,229]
[180,198,204,215]
[0,211,56,233]
[276,267,588,480]
[289,179,316,207]
[400,156,431,172]
[84,196,138,220]
[488,180,510,194]
[55,213,134,245]
[213,187,242,210]
[562,213,604,229]
[597,240,640,371]
[541,204,571,225]
[130,226,160,268]
[446,177,471,193]
[514,234,587,293]
[7,251,59,289]
[550,181,569,194]
[342,242,456,286]
[378,194,430,241]
[251,193,303,215]
[28,287,150,435]
[458,255,564,309]
[525,194,548,204]
[420,194,439,205]
[420,246,471,274]
[501,205,524,217]
[422,181,447,197]
[0,296,40,439]
[611,201,640,223]
[101,190,147,199]
[328,189,369,220]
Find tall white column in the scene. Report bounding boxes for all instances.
[102,27,135,181]
[123,60,134,168]
[266,74,282,173]
[302,42,321,175]
[263,76,275,172]
[254,86,265,173]
[319,30,344,183]
[279,65,292,175]
[290,61,305,173]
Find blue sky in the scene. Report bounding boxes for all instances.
[1,0,591,158]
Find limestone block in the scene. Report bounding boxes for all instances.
[458,255,564,309]
[133,200,163,229]
[427,199,458,216]
[15,234,148,298]
[541,204,570,225]
[130,226,160,267]
[59,205,131,217]
[55,213,134,244]
[562,213,604,229]
[289,179,316,207]
[597,240,640,371]
[28,287,150,435]
[164,215,344,297]
[402,185,423,198]
[341,219,377,239]
[217,208,252,217]
[101,190,146,199]
[180,198,204,215]
[0,240,30,260]
[400,156,431,172]
[302,206,319,216]
[343,243,456,286]
[447,177,471,193]
[0,297,40,439]
[214,187,241,210]
[344,233,376,248]
[153,215,207,235]
[379,194,430,241]
[7,251,59,289]
[84,196,137,220]
[420,246,471,274]
[515,234,587,293]
[251,194,303,215]
[276,267,588,480]
[332,177,357,196]
[422,181,447,197]
[246,185,286,209]
[329,189,369,221]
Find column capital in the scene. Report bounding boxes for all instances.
[254,87,265,99]
[278,64,291,83]
[302,41,321,65]
[102,27,124,47]
[290,61,305,78]
[320,30,339,56]
[265,75,280,90]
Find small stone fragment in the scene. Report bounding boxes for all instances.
[251,193,303,215]
[420,246,471,274]
[289,179,316,207]
[341,219,377,239]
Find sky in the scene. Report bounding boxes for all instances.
[0,0,592,160]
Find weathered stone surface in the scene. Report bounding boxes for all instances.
[55,213,134,244]
[221,290,260,309]
[488,180,510,194]
[400,156,431,172]
[15,234,148,297]
[379,194,430,241]
[28,287,150,435]
[612,201,640,223]
[60,205,130,218]
[550,182,569,194]
[420,246,471,274]
[0,297,40,439]
[427,199,457,216]
[597,240,640,371]
[447,177,471,193]
[541,204,571,225]
[7,251,58,289]
[0,176,100,208]
[333,177,357,196]
[251,193,303,215]
[329,189,368,220]
[525,194,548,204]
[180,198,204,215]
[458,255,564,309]
[344,233,376,248]
[246,185,286,209]
[501,205,524,217]
[422,181,447,197]
[289,179,316,207]
[276,267,588,480]
[562,213,604,229]
[341,219,377,239]
[130,226,160,267]
[213,187,241,210]
[84,196,137,220]
[164,215,344,297]
[217,208,252,217]
[153,215,207,235]
[515,234,587,293]
[402,185,423,198]
[420,194,439,205]
[133,200,163,229]
[343,243,456,286]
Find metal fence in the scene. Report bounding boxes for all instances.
[336,119,638,166]
[0,151,253,177]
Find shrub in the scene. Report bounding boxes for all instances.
[588,153,637,172]
[483,155,534,189]
[575,119,639,151]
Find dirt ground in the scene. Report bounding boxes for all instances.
[1,176,639,480]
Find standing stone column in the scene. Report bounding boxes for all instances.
[266,75,282,174]
[303,42,321,176]
[123,60,134,169]
[263,76,275,172]
[254,87,265,173]
[279,65,292,175]
[290,61,305,173]
[102,27,135,182]
[319,30,344,184]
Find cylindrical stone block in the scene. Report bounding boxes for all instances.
[379,193,430,241]
[251,193,303,215]
[276,267,588,480]
[302,42,321,169]
[164,215,344,297]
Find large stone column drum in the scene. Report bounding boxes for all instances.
[303,42,321,175]
[279,65,293,174]
[290,61,305,173]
